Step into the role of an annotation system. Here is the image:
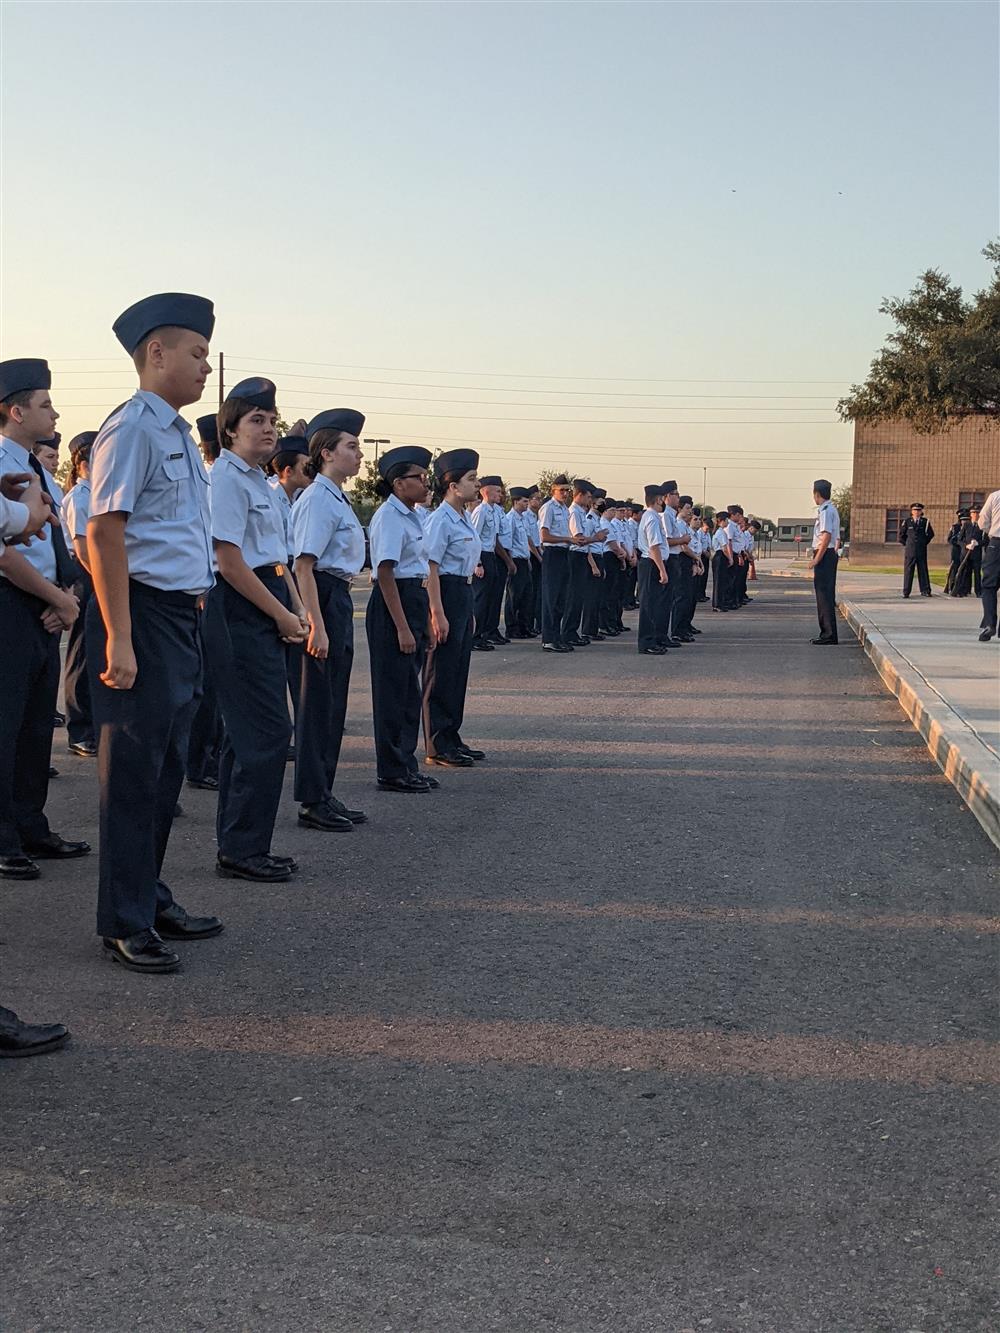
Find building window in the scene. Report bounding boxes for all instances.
[958,490,986,510]
[884,507,907,542]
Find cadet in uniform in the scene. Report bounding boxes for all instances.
[366,446,436,791]
[503,486,534,638]
[711,510,733,611]
[968,505,985,595]
[471,476,503,651]
[899,503,934,597]
[203,378,308,882]
[185,413,224,790]
[975,488,1000,641]
[61,431,99,756]
[525,485,544,633]
[493,487,516,642]
[581,488,608,642]
[637,484,669,654]
[0,359,89,881]
[267,427,311,749]
[87,294,223,972]
[564,478,597,646]
[291,409,368,830]
[810,479,840,644]
[538,474,574,651]
[945,508,971,595]
[659,482,687,645]
[423,448,485,766]
[624,505,642,608]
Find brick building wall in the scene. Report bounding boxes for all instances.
[851,416,998,565]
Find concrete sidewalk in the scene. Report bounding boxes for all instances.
[761,557,1000,848]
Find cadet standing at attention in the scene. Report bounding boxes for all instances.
[61,431,99,757]
[0,359,88,881]
[525,485,544,634]
[637,484,669,654]
[291,409,368,831]
[267,425,311,748]
[538,474,574,652]
[366,446,437,792]
[975,488,1000,641]
[899,503,934,597]
[563,477,597,647]
[203,377,308,883]
[422,448,486,767]
[503,486,535,639]
[809,479,841,645]
[185,413,224,791]
[87,294,224,972]
[471,476,502,651]
[711,510,734,611]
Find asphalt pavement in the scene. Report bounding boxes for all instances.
[2,576,998,1332]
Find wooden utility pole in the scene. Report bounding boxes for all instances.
[218,351,225,407]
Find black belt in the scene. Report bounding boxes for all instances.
[252,563,287,579]
[395,577,428,586]
[439,572,473,584]
[129,579,199,608]
[314,570,353,587]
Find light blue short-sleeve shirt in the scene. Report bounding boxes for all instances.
[508,508,531,559]
[62,478,92,542]
[210,448,287,569]
[0,437,58,582]
[268,477,294,559]
[524,510,541,548]
[89,391,214,595]
[471,500,499,554]
[369,494,428,577]
[538,498,570,547]
[292,474,366,578]
[425,501,479,576]
[638,508,665,558]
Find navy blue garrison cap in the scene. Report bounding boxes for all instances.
[661,480,679,494]
[275,434,309,458]
[196,414,219,446]
[226,377,276,411]
[378,445,431,479]
[644,484,665,501]
[37,433,61,447]
[112,292,215,354]
[478,475,503,488]
[436,448,479,478]
[305,409,366,442]
[573,478,595,494]
[0,358,51,402]
[527,484,540,497]
[594,487,607,499]
[69,431,97,454]
[508,486,530,500]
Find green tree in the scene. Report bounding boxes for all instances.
[838,241,1000,431]
[831,483,852,537]
[535,467,576,494]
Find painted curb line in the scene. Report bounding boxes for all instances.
[764,570,1000,849]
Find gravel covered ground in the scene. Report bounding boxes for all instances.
[2,575,997,1332]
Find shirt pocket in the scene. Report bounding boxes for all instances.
[247,499,280,552]
[158,454,193,520]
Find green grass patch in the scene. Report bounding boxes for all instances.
[845,565,948,587]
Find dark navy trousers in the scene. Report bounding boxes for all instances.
[423,575,474,756]
[0,583,58,856]
[203,571,291,861]
[294,573,354,806]
[473,551,497,641]
[186,608,223,783]
[540,547,569,645]
[366,578,429,780]
[64,574,94,746]
[87,581,200,938]
[637,558,667,651]
[561,554,590,641]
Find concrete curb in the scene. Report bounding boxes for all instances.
[763,569,1000,850]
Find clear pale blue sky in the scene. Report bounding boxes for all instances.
[2,0,997,516]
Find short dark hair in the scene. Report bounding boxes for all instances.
[270,448,304,477]
[218,396,277,453]
[678,494,693,507]
[131,325,184,371]
[813,479,832,500]
[0,388,37,429]
[375,458,420,500]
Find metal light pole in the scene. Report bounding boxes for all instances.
[218,352,225,407]
[363,437,390,464]
[702,467,707,506]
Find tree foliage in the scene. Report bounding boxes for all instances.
[535,467,576,494]
[831,483,852,537]
[838,241,1000,431]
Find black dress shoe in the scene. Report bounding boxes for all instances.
[298,801,354,832]
[472,639,495,651]
[268,854,299,872]
[618,625,632,632]
[488,632,510,645]
[48,767,59,779]
[186,775,219,790]
[103,930,181,973]
[154,903,225,939]
[591,632,607,641]
[216,854,291,882]
[377,775,431,793]
[456,745,486,761]
[426,751,474,768]
[678,634,697,643]
[541,642,570,652]
[639,646,667,655]
[689,627,702,635]
[0,855,40,880]
[420,773,441,788]
[22,834,90,859]
[0,1007,70,1058]
[810,637,838,645]
[666,638,684,647]
[978,629,994,641]
[68,740,98,757]
[53,711,66,727]
[326,795,367,824]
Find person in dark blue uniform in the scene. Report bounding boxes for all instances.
[366,446,436,792]
[899,503,934,597]
[291,409,368,831]
[203,378,308,881]
[422,448,485,767]
[185,413,224,790]
[87,294,225,972]
[0,359,90,881]
[61,431,98,756]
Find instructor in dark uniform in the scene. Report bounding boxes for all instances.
[899,503,934,597]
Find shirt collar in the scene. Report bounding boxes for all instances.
[0,436,31,467]
[316,475,345,501]
[136,389,184,429]
[220,447,256,475]
[387,494,416,518]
